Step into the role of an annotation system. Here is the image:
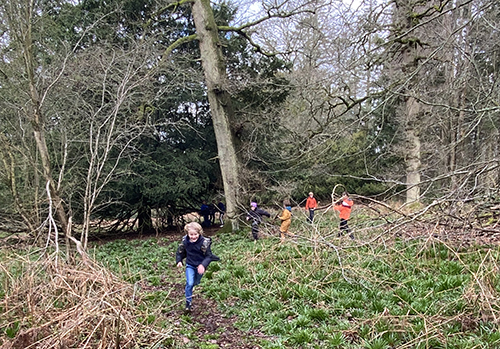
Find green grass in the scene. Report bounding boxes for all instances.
[89,224,500,348]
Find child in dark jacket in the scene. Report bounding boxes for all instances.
[246,202,271,240]
[176,222,219,311]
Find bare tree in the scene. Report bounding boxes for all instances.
[0,0,70,235]
[232,0,500,206]
[54,43,157,250]
[190,0,242,231]
[0,0,163,255]
[160,0,325,230]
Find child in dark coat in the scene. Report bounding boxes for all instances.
[176,222,219,311]
[246,202,271,240]
[217,200,226,227]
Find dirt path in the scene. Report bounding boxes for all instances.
[142,226,270,348]
[158,282,268,348]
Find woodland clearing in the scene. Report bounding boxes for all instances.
[1,201,500,348]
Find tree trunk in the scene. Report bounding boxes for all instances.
[22,4,69,236]
[138,204,153,233]
[405,96,421,203]
[191,0,240,231]
[393,0,424,204]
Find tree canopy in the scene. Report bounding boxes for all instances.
[0,0,499,243]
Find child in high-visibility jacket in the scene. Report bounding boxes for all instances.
[305,192,317,222]
[334,192,354,239]
[278,199,294,242]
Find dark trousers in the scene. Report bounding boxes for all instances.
[251,221,259,240]
[308,209,315,222]
[340,219,349,233]
[202,215,211,227]
[340,219,354,239]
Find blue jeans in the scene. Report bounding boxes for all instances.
[185,264,203,303]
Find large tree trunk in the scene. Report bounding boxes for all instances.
[405,97,421,203]
[393,0,425,204]
[191,0,240,231]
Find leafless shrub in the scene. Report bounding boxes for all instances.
[0,255,173,348]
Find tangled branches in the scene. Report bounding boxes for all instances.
[0,255,173,348]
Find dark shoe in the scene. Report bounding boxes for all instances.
[349,234,355,240]
[185,301,192,312]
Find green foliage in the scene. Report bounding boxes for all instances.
[363,337,390,349]
[4,321,20,339]
[89,211,500,349]
[328,332,348,347]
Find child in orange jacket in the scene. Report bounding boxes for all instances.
[334,192,354,239]
[305,192,317,223]
[278,199,294,242]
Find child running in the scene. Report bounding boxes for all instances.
[246,202,271,240]
[176,222,219,311]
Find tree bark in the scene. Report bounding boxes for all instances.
[191,0,240,231]
[393,0,425,204]
[405,97,421,203]
[21,2,69,235]
[138,204,153,233]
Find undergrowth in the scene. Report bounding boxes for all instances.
[0,249,175,348]
[89,212,500,349]
[2,207,500,348]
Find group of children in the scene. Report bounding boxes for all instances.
[245,199,295,243]
[200,200,226,227]
[176,192,354,312]
[247,191,354,241]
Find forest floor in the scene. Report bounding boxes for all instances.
[2,215,500,349]
[129,225,270,348]
[95,220,500,349]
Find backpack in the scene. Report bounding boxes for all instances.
[180,236,220,261]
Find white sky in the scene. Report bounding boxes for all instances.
[229,0,366,26]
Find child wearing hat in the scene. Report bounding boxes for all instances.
[334,192,354,239]
[246,202,271,240]
[278,199,294,242]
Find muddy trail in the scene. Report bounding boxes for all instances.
[92,221,500,348]
[132,225,269,348]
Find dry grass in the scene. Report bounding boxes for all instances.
[0,252,174,349]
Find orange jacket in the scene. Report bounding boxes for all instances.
[334,198,353,220]
[278,208,292,232]
[305,197,317,210]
